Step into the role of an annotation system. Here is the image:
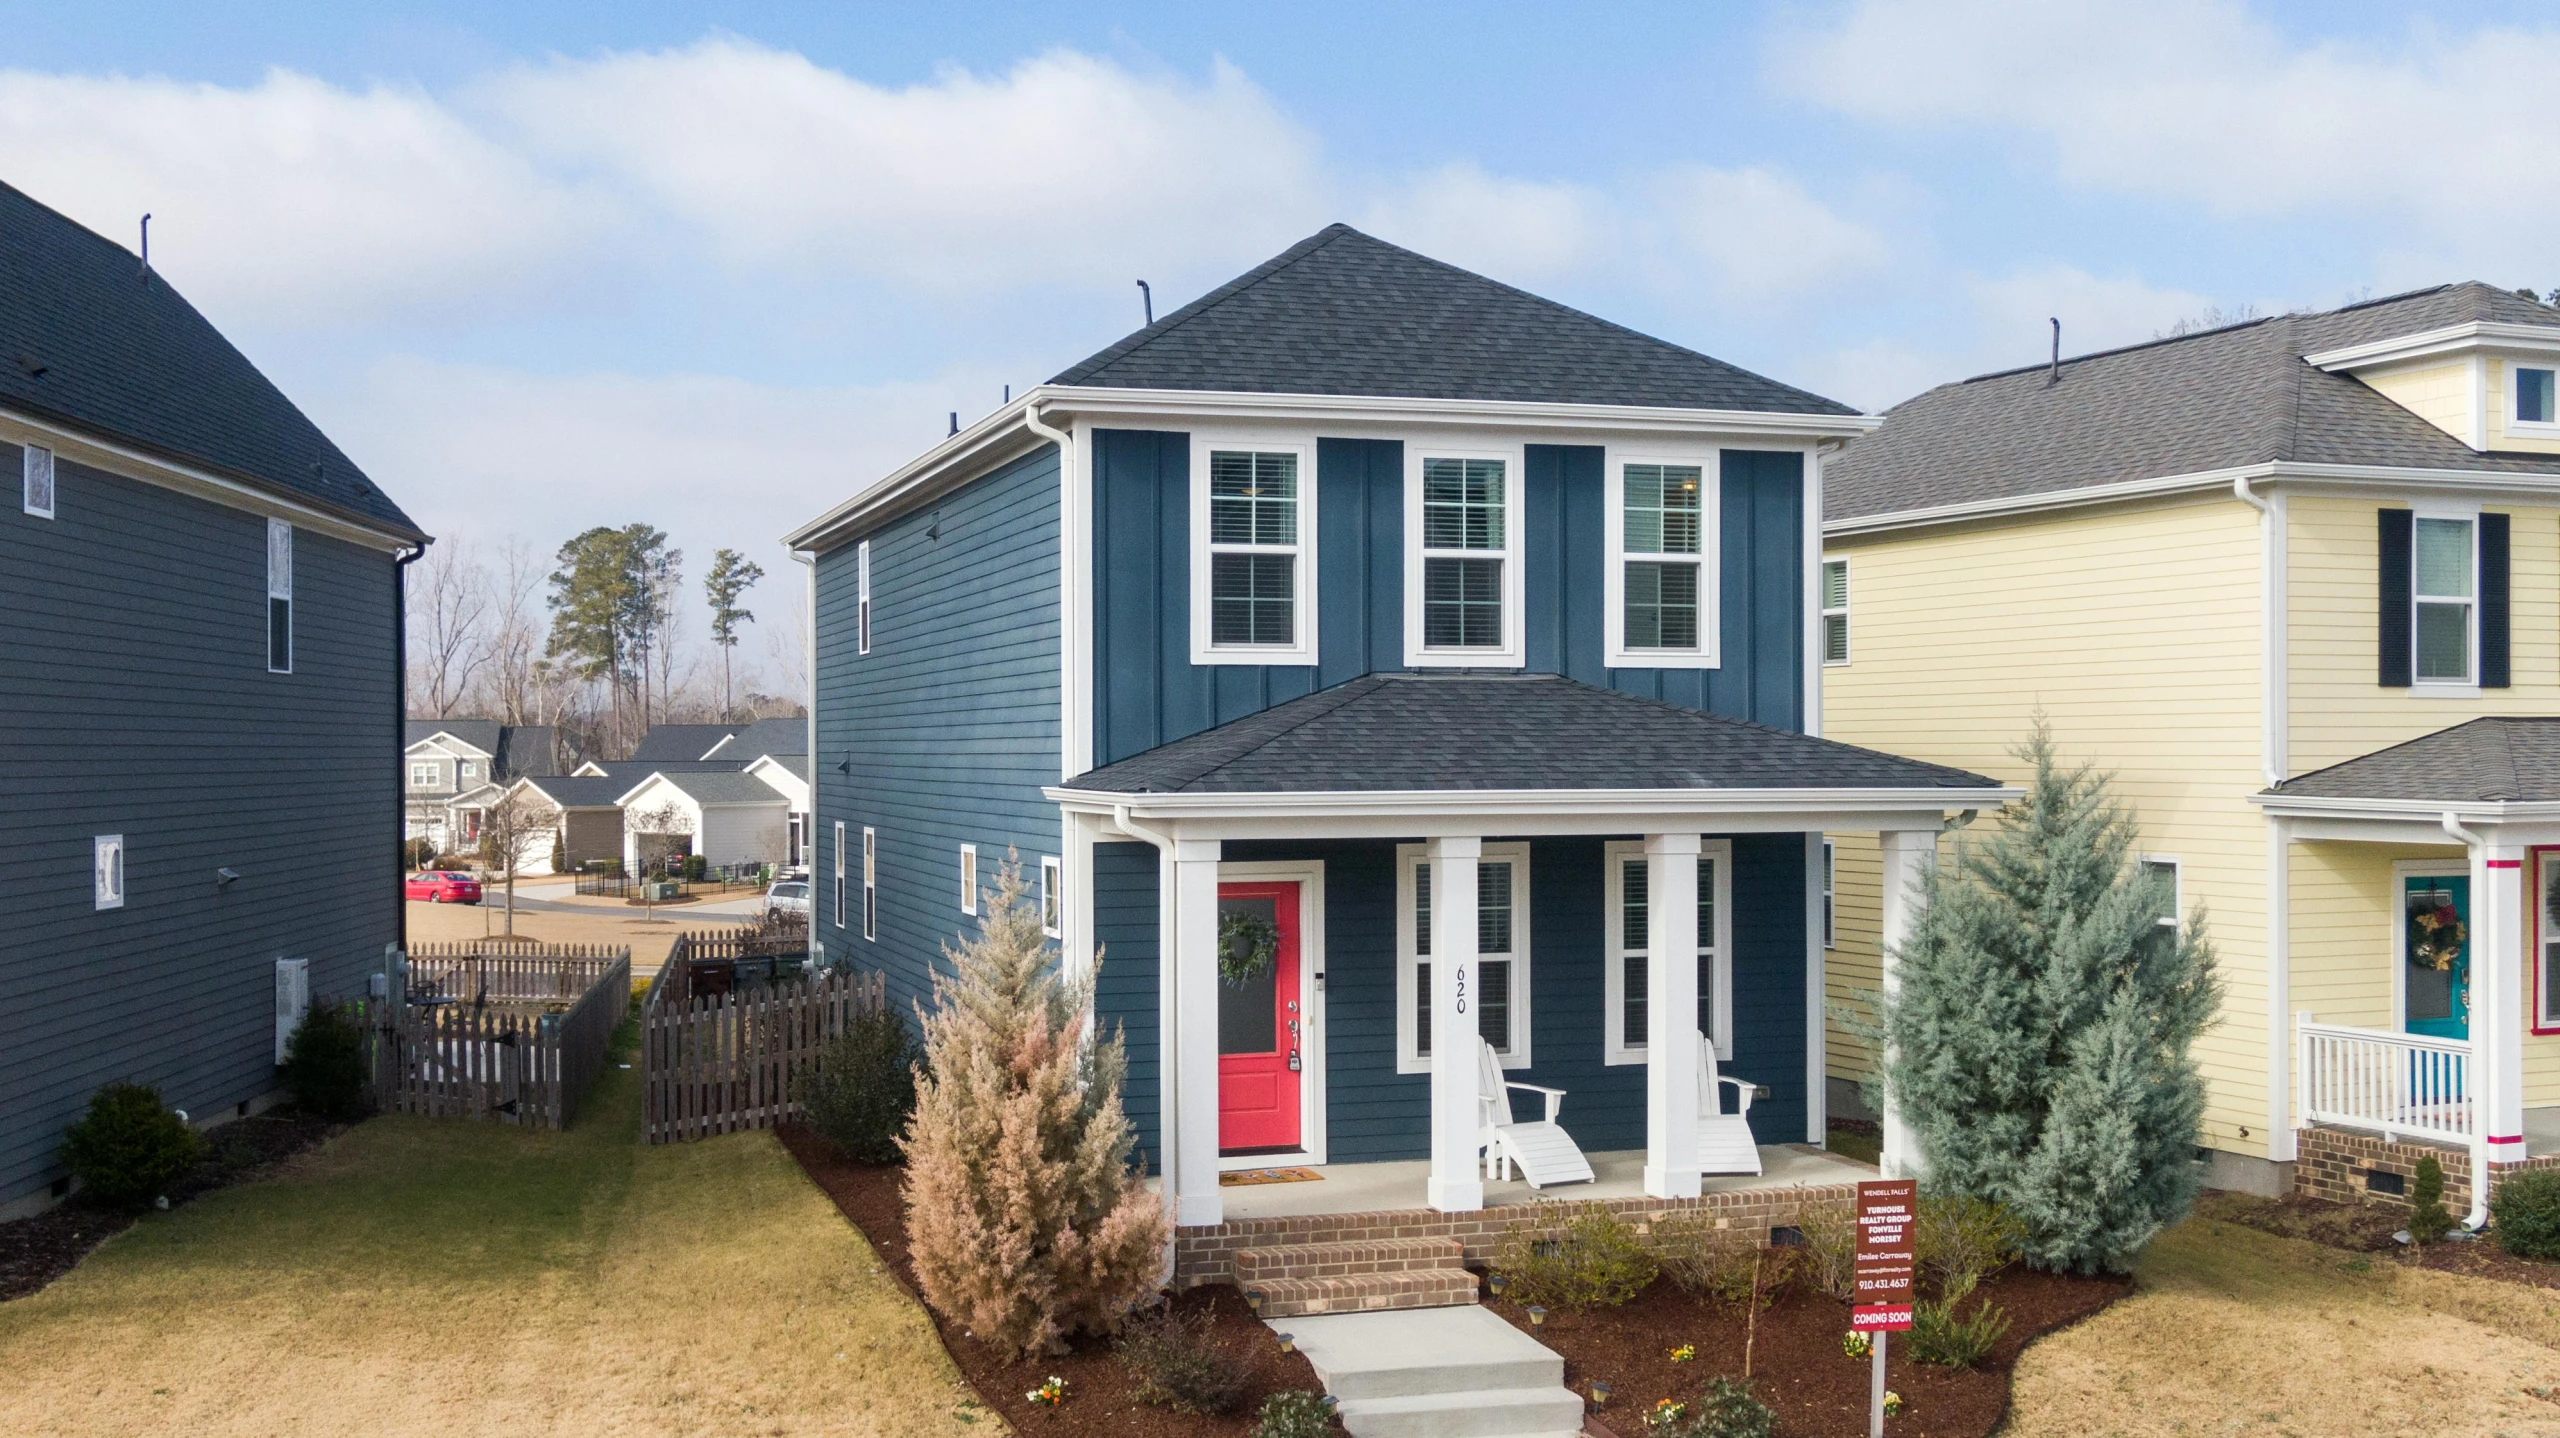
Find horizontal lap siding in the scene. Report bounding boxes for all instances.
[0,447,398,1207]
[813,446,1062,1022]
[1092,842,1162,1171]
[1822,496,2272,1157]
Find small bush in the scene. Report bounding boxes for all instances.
[279,1002,373,1121]
[1794,1203,1857,1301]
[802,1005,918,1163]
[405,837,435,870]
[2493,1168,2560,1261]
[1653,1211,1756,1300]
[1113,1305,1243,1415]
[61,1082,202,1212]
[1490,1202,1659,1310]
[427,851,478,871]
[1253,1389,1334,1438]
[1917,1191,2025,1294]
[2407,1154,2456,1245]
[1649,1375,1776,1438]
[1905,1277,2012,1368]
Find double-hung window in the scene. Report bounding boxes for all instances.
[1395,842,1530,1071]
[1603,839,1734,1064]
[2138,857,2180,961]
[22,443,54,518]
[1821,560,1849,665]
[266,519,294,674]
[410,761,440,790]
[958,843,977,916]
[1821,840,1836,949]
[1040,855,1063,939]
[1191,440,1315,664]
[856,540,872,655]
[862,827,878,940]
[2514,365,2557,431]
[2413,514,2476,684]
[1604,453,1719,666]
[1407,447,1522,665]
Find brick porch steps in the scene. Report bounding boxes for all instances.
[1235,1237,1468,1284]
[1249,1267,1481,1318]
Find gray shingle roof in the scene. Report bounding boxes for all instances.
[515,775,629,808]
[631,769,791,805]
[0,181,420,538]
[629,724,741,761]
[703,716,809,760]
[1828,283,2560,522]
[2265,718,2560,804]
[405,720,558,779]
[1051,225,1857,416]
[1063,672,1997,795]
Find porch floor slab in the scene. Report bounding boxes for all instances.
[1202,1143,1873,1222]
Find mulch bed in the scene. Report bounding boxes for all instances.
[0,1110,342,1303]
[1496,1267,2128,1438]
[2205,1190,2560,1291]
[779,1124,1325,1436]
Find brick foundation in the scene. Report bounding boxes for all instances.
[2292,1126,2560,1214]
[1173,1182,1857,1287]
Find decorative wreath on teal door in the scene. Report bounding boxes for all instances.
[1219,910,1280,986]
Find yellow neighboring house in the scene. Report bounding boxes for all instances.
[1820,283,2560,1218]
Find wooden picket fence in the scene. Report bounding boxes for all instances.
[377,943,632,1129]
[642,931,885,1144]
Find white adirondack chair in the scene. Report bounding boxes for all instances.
[1698,1034,1764,1176]
[1477,1037,1596,1188]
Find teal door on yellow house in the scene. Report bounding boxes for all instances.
[2404,874,2470,1041]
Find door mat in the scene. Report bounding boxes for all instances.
[1219,1167,1324,1187]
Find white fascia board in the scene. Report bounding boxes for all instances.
[407,731,495,759]
[2248,792,2560,825]
[1828,460,2560,540]
[787,383,1879,555]
[2305,321,2560,372]
[612,773,676,807]
[1052,784,2015,841]
[0,404,422,552]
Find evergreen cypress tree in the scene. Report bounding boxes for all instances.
[1879,721,2219,1273]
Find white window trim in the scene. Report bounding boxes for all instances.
[1040,854,1063,938]
[2139,855,2181,934]
[832,821,847,930]
[94,834,125,911]
[1602,839,1734,1065]
[22,443,54,519]
[1820,557,1849,667]
[959,843,977,916]
[2409,499,2481,692]
[2509,361,2560,435]
[2538,849,2560,1030]
[856,540,873,656]
[1602,448,1723,668]
[1394,840,1531,1072]
[410,761,440,789]
[1403,440,1527,668]
[266,518,294,675]
[861,826,877,941]
[1188,433,1319,666]
[1821,839,1836,949]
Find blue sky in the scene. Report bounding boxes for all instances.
[3,0,2552,685]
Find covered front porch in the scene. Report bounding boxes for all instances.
[1200,1142,1877,1222]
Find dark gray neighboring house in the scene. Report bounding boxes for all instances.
[0,180,425,1215]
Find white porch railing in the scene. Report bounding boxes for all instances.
[2295,1015,2478,1148]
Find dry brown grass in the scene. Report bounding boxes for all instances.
[0,1041,987,1437]
[2007,1206,2560,1436]
[405,896,733,973]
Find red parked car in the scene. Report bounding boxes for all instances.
[406,870,482,904]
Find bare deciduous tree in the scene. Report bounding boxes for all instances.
[628,797,692,921]
[476,787,554,937]
[408,540,490,718]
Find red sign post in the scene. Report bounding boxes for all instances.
[1853,1177,1917,1435]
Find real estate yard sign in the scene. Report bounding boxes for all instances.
[1851,1177,1917,1330]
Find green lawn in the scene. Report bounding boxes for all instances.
[0,1031,982,1437]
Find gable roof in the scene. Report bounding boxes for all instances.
[0,180,420,539]
[513,775,631,809]
[1828,283,2560,524]
[1062,672,1997,795]
[407,720,498,758]
[1051,225,1857,416]
[2264,717,2560,804]
[701,716,808,760]
[404,720,559,779]
[628,724,741,761]
[619,769,793,807]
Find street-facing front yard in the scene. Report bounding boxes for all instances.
[0,1034,980,1437]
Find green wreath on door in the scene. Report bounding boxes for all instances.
[1218,910,1279,987]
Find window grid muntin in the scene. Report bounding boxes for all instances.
[1202,448,1303,650]
[1403,848,1527,1065]
[1822,559,1849,665]
[1418,456,1509,652]
[1605,845,1729,1064]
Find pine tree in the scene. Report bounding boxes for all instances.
[1880,721,2219,1273]
[902,854,1169,1358]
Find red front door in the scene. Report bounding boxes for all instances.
[1217,881,1302,1153]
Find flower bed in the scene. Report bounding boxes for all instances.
[2207,1190,2560,1292]
[779,1123,1324,1437]
[1487,1266,2127,1438]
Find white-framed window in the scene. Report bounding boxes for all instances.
[2138,856,2180,956]
[856,540,872,655]
[958,843,977,915]
[1394,841,1531,1072]
[1404,444,1524,667]
[1821,559,1849,666]
[1603,452,1720,666]
[22,443,54,518]
[833,821,847,929]
[2412,507,2477,685]
[1189,437,1317,665]
[409,761,440,790]
[266,519,294,674]
[2513,364,2558,431]
[94,834,125,911]
[456,761,478,786]
[2536,849,2560,1031]
[1040,855,1063,938]
[1603,839,1734,1065]
[862,826,878,941]
[1821,839,1836,949]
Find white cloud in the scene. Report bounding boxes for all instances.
[1966,263,2216,364]
[0,67,585,327]
[1358,163,1605,283]
[1646,165,1892,301]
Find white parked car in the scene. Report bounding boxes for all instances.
[763,880,811,920]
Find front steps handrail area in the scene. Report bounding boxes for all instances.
[2296,1014,2477,1149]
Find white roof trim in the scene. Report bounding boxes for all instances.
[405,731,495,759]
[2305,320,2560,372]
[1828,460,2560,539]
[2251,792,2560,824]
[1050,784,2014,838]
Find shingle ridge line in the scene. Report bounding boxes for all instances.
[1052,227,1356,383]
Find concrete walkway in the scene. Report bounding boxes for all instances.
[1279,1306,1582,1438]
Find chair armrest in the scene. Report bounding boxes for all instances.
[1715,1075,1757,1114]
[1504,1080,1567,1123]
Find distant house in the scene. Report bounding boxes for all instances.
[403,720,560,856]
[525,718,811,874]
[0,180,424,1215]
[502,775,630,873]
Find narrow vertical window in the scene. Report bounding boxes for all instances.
[2413,516,2475,683]
[1621,463,1705,651]
[1822,840,1837,949]
[862,826,878,941]
[856,540,872,655]
[1605,841,1733,1063]
[94,834,125,911]
[1206,449,1300,648]
[1397,843,1530,1071]
[22,444,54,518]
[1821,559,1849,665]
[2138,857,2180,960]
[958,843,977,916]
[2517,366,2557,427]
[1040,855,1063,939]
[1418,456,1509,653]
[266,519,294,673]
[833,821,847,929]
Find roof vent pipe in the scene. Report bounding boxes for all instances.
[948,411,958,437]
[1137,279,1154,326]
[139,213,150,277]
[2048,318,2060,386]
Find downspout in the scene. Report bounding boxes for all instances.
[2442,809,2494,1230]
[394,540,430,955]
[1024,398,1080,777]
[2236,471,2297,1174]
[794,549,818,963]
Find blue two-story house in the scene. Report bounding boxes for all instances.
[788,226,2007,1271]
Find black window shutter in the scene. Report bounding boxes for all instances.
[2378,509,2413,687]
[2482,511,2511,688]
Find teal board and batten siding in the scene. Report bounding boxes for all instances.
[812,444,1063,1020]
[1088,432,1804,765]
[1091,835,1809,1172]
[0,445,400,1209]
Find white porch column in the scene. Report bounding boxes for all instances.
[1426,836,1485,1213]
[1168,838,1224,1227]
[2475,836,2527,1171]
[1644,834,1703,1200]
[1877,827,1941,1180]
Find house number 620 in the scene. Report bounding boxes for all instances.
[1454,964,1469,1015]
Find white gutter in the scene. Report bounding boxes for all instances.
[1023,401,1084,780]
[2440,809,2494,1231]
[1829,460,2560,540]
[1052,784,2019,822]
[2304,321,2560,372]
[2250,793,2560,824]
